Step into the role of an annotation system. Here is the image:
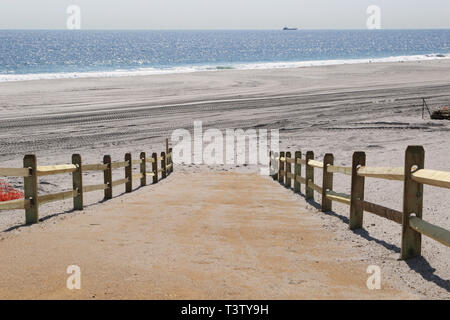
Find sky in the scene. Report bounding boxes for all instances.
[0,0,449,30]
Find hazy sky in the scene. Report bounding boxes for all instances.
[0,0,449,30]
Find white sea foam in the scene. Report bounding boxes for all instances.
[1,53,449,83]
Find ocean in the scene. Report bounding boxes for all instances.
[0,29,449,82]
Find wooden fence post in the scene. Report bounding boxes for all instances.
[23,154,38,224]
[350,152,366,230]
[125,153,132,193]
[294,151,302,193]
[140,152,146,187]
[103,155,112,200]
[166,138,169,168]
[278,151,285,184]
[322,153,334,212]
[305,151,314,200]
[285,151,292,188]
[269,151,273,178]
[72,154,83,211]
[272,151,279,181]
[168,148,173,174]
[401,146,424,260]
[152,152,158,183]
[161,152,167,179]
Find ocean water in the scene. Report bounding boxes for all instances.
[0,29,449,82]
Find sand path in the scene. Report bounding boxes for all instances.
[0,172,416,299]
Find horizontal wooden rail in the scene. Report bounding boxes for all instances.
[296,158,307,165]
[110,161,130,169]
[412,169,450,189]
[327,164,352,176]
[279,157,286,162]
[0,167,30,177]
[157,157,163,161]
[279,170,286,176]
[146,158,156,163]
[111,178,129,187]
[357,166,404,181]
[296,175,306,184]
[82,163,108,171]
[146,172,156,177]
[308,160,324,169]
[286,158,295,164]
[307,180,322,194]
[355,167,450,188]
[409,216,450,247]
[286,172,295,179]
[39,190,79,206]
[0,199,30,210]
[37,164,77,176]
[355,199,402,224]
[131,160,142,165]
[132,173,143,180]
[83,183,108,193]
[325,191,351,205]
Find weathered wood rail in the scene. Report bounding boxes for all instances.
[270,146,450,260]
[0,139,174,225]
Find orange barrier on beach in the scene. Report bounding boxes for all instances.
[0,179,24,202]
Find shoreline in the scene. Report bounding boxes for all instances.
[1,52,450,83]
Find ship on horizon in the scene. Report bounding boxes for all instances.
[283,27,298,31]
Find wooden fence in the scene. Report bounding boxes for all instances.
[270,146,450,260]
[0,139,174,225]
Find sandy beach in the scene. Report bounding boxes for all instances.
[0,59,449,299]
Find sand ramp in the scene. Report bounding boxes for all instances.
[0,172,414,299]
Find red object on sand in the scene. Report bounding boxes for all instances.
[0,179,24,201]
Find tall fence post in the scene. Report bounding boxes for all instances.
[294,151,302,193]
[305,151,314,200]
[161,152,167,179]
[285,151,292,188]
[278,151,285,184]
[401,146,424,260]
[322,153,334,212]
[72,154,83,211]
[23,154,38,224]
[140,152,146,187]
[125,153,132,193]
[350,152,366,230]
[103,155,112,200]
[152,152,158,183]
